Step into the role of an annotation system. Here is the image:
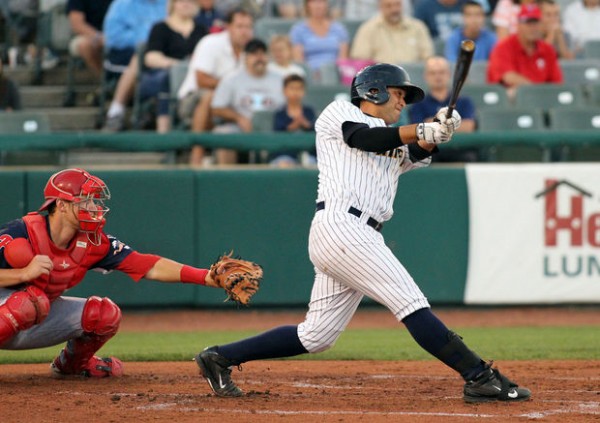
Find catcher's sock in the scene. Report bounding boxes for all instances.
[402,308,485,381]
[217,325,307,364]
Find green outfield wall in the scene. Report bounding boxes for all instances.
[0,168,469,307]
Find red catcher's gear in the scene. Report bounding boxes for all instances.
[50,296,122,377]
[0,285,50,346]
[38,168,111,245]
[23,214,108,301]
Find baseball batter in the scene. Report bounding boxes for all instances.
[0,168,260,377]
[195,64,531,403]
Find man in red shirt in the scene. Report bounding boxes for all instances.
[487,4,563,98]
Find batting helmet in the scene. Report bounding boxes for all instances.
[350,63,424,107]
[38,168,111,245]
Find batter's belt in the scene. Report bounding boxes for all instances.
[315,201,383,232]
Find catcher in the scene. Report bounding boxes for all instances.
[0,168,262,377]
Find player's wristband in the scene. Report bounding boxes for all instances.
[180,265,208,285]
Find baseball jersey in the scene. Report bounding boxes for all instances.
[0,216,151,298]
[314,100,431,223]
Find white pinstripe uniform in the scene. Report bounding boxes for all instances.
[297,100,432,353]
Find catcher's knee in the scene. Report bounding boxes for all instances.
[0,286,50,345]
[81,296,121,336]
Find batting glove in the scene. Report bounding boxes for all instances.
[435,107,462,134]
[416,122,451,145]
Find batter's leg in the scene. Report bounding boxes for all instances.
[195,271,363,397]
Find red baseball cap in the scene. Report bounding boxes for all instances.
[518,4,542,22]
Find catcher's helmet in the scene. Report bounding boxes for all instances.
[350,63,424,107]
[38,168,110,245]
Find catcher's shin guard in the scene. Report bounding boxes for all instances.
[0,286,50,346]
[51,296,122,377]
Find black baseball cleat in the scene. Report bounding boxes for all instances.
[463,365,531,403]
[195,346,243,397]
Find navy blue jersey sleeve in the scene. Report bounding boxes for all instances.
[0,219,29,269]
[90,234,135,272]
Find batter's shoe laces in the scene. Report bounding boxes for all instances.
[50,355,124,378]
[463,362,531,403]
[195,346,243,397]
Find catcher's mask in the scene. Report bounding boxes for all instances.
[350,63,424,107]
[38,168,111,246]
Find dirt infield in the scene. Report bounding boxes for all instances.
[2,307,599,423]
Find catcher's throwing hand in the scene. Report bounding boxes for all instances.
[206,252,263,305]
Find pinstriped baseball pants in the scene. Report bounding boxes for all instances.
[298,209,430,353]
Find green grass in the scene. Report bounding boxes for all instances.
[1,326,598,364]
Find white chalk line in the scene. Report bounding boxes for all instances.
[135,404,600,419]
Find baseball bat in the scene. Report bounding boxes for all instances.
[446,39,476,119]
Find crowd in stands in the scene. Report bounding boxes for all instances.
[0,0,599,166]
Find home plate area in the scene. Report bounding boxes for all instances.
[1,360,598,423]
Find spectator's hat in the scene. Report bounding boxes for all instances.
[245,38,268,53]
[518,4,542,22]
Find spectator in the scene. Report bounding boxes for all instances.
[177,7,254,165]
[101,0,167,132]
[270,74,316,167]
[491,0,536,39]
[289,0,349,81]
[342,0,413,20]
[66,0,113,78]
[140,0,208,133]
[210,38,284,164]
[267,34,306,77]
[539,0,574,60]
[351,0,433,64]
[195,0,225,32]
[445,0,497,62]
[0,57,21,111]
[563,0,600,55]
[0,0,59,69]
[409,56,476,161]
[274,0,304,18]
[414,0,466,41]
[487,4,563,99]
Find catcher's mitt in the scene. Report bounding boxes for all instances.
[208,252,263,305]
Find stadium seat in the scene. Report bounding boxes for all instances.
[478,108,548,162]
[583,40,600,60]
[549,108,600,161]
[251,110,276,132]
[464,60,488,85]
[462,84,509,110]
[397,62,425,88]
[0,112,62,165]
[548,107,600,130]
[515,83,585,110]
[254,18,299,42]
[588,83,600,107]
[305,84,350,114]
[478,108,545,132]
[169,60,190,125]
[559,59,600,85]
[341,19,363,44]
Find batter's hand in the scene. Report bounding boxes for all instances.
[20,255,53,282]
[435,107,462,134]
[416,122,451,145]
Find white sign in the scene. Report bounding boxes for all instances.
[465,163,600,304]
